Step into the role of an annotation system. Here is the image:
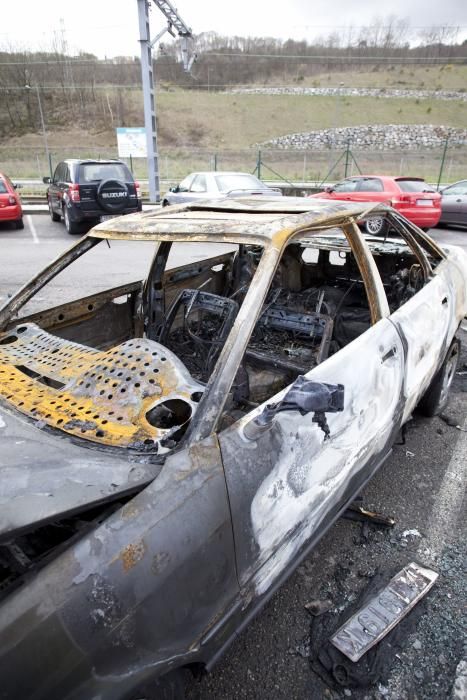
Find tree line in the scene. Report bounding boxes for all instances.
[0,21,465,136]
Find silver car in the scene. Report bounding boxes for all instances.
[439,179,467,227]
[162,170,282,206]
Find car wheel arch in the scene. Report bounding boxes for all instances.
[417,336,460,416]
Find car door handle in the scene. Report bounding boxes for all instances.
[381,346,398,363]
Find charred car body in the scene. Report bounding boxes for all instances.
[0,198,466,699]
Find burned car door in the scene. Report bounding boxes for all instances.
[218,232,405,595]
[385,220,463,421]
[390,270,455,420]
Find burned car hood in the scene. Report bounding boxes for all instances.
[0,403,161,540]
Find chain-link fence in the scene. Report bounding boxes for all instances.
[2,144,466,189]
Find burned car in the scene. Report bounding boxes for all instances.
[0,198,466,699]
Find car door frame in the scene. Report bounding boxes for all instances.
[170,173,197,205]
[50,162,64,214]
[189,213,410,442]
[386,212,461,419]
[185,213,408,579]
[328,177,361,199]
[213,219,411,592]
[193,211,443,598]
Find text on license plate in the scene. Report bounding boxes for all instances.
[330,562,438,662]
[416,199,434,206]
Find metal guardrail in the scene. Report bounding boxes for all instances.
[16,178,451,205]
[16,180,326,204]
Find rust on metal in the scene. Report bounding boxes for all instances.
[0,322,203,452]
[119,540,146,572]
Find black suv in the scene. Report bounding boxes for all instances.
[43,159,142,234]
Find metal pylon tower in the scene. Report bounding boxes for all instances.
[137,0,194,203]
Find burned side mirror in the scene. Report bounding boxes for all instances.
[243,375,344,441]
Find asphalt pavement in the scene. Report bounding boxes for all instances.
[1,214,466,305]
[1,214,466,700]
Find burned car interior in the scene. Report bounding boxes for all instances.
[0,208,442,456]
[0,200,447,606]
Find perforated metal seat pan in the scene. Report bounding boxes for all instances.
[0,323,204,452]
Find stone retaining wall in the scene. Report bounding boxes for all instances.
[228,86,467,101]
[261,124,467,150]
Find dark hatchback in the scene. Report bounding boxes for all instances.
[44,159,142,234]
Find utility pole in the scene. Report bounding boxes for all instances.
[25,83,52,177]
[137,0,195,203]
[437,137,449,191]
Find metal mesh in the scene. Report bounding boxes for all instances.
[0,323,203,453]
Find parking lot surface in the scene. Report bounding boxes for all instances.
[1,215,466,304]
[1,215,466,700]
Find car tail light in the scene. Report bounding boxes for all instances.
[68,184,80,203]
[8,195,16,205]
[392,195,412,205]
[135,181,141,198]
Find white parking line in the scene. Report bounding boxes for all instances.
[27,215,40,244]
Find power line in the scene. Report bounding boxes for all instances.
[0,23,465,39]
[203,52,467,60]
[296,24,466,30]
[0,53,466,67]
[0,58,140,66]
[0,85,143,90]
[0,23,135,36]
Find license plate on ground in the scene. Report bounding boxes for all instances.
[100,215,119,221]
[416,199,434,206]
[330,562,438,662]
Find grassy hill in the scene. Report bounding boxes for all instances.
[1,64,466,180]
[3,90,466,149]
[260,64,467,90]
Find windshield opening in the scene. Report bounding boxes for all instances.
[214,174,265,192]
[0,236,263,455]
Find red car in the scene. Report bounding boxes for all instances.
[0,173,23,229]
[309,175,441,235]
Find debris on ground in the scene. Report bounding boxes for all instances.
[308,565,433,689]
[330,562,437,662]
[342,503,395,528]
[400,529,422,539]
[304,599,333,616]
[288,637,311,658]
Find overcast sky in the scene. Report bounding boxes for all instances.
[1,0,466,57]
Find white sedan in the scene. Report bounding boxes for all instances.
[162,170,282,206]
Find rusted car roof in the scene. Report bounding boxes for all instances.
[93,196,384,248]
